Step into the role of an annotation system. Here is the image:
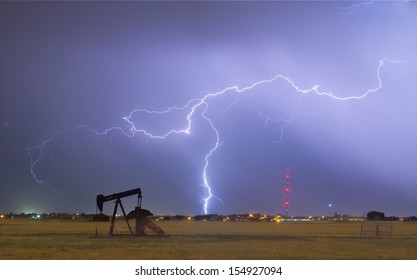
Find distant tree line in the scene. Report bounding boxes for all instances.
[1,211,416,222]
[366,211,417,222]
[2,212,93,220]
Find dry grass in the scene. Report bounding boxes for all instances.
[0,219,416,259]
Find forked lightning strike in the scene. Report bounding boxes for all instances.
[337,0,375,15]
[23,58,405,214]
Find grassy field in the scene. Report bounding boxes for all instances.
[0,219,416,259]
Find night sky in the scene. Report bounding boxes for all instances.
[1,1,416,216]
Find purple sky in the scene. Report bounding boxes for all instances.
[1,1,416,216]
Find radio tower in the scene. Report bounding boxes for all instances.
[328,170,333,217]
[285,169,290,217]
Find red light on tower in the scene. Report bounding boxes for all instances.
[284,169,290,217]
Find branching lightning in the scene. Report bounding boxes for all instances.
[337,0,375,15]
[20,58,405,214]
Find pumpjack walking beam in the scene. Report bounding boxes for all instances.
[97,188,142,213]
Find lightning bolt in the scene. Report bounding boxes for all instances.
[21,125,130,185]
[19,58,405,214]
[337,0,375,15]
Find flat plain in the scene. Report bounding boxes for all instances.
[0,219,416,259]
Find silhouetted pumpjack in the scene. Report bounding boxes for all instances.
[96,188,166,236]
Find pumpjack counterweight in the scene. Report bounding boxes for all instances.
[96,188,167,237]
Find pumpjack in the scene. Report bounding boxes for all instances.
[96,188,167,236]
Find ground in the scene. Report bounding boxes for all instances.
[0,219,416,259]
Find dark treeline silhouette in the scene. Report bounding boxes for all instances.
[1,212,416,222]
